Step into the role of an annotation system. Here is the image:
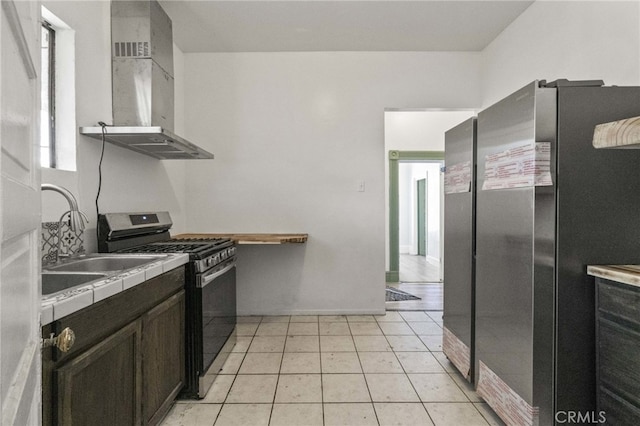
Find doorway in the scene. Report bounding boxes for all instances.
[395,157,444,283]
[387,153,444,310]
[387,151,444,283]
[384,110,475,310]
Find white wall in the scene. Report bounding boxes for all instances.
[398,163,416,254]
[40,1,188,249]
[183,52,480,315]
[481,0,640,107]
[424,163,442,262]
[384,111,477,152]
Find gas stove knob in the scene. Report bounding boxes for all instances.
[228,247,236,257]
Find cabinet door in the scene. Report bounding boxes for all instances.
[55,321,142,425]
[142,290,185,425]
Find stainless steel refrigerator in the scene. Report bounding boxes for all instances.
[474,80,640,425]
[443,117,477,383]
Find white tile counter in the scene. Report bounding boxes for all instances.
[587,265,640,289]
[41,253,188,325]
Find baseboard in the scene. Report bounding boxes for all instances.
[237,308,387,316]
[386,270,399,283]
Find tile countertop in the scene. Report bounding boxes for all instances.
[587,265,640,289]
[41,253,189,326]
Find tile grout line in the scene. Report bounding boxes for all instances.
[318,320,325,426]
[410,311,492,425]
[213,331,254,425]
[268,318,290,425]
[389,315,438,425]
[382,313,453,423]
[351,322,381,426]
[402,312,438,425]
[349,316,388,426]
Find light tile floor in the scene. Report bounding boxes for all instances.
[161,313,506,426]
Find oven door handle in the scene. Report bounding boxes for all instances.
[200,262,235,288]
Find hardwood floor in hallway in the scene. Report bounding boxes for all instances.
[386,283,443,312]
[387,255,443,311]
[399,254,441,283]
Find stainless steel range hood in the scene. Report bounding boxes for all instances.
[80,0,213,160]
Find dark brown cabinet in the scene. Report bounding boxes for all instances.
[596,277,640,426]
[42,267,185,426]
[142,292,185,425]
[56,321,142,425]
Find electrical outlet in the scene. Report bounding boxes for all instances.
[357,181,366,192]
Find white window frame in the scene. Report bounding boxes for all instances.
[41,6,76,171]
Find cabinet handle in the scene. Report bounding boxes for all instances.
[42,327,75,352]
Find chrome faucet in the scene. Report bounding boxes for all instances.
[41,184,88,261]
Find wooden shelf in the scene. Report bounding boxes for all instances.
[173,233,308,245]
[588,265,640,289]
[593,115,640,149]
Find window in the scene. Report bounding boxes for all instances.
[40,21,56,168]
[40,7,76,172]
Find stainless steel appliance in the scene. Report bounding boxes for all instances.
[443,117,476,383]
[474,80,640,425]
[97,212,236,399]
[80,0,213,159]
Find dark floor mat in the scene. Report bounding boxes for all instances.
[385,287,421,301]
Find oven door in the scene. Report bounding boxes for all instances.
[196,257,237,397]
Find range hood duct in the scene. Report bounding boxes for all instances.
[80,0,213,160]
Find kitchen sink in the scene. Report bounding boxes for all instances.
[44,254,167,273]
[42,273,108,295]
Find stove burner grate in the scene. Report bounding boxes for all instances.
[117,238,233,258]
[119,244,203,253]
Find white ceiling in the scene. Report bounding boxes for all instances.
[159,0,535,53]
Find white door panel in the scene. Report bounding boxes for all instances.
[1,0,42,424]
[2,179,39,241]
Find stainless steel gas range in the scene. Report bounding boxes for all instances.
[97,211,236,399]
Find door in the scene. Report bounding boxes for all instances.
[443,117,476,382]
[416,178,426,256]
[1,1,42,424]
[56,321,142,425]
[474,82,556,425]
[142,291,185,425]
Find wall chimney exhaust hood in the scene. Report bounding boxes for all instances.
[80,0,213,160]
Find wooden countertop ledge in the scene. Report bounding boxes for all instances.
[174,233,308,245]
[593,115,640,149]
[587,265,640,289]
